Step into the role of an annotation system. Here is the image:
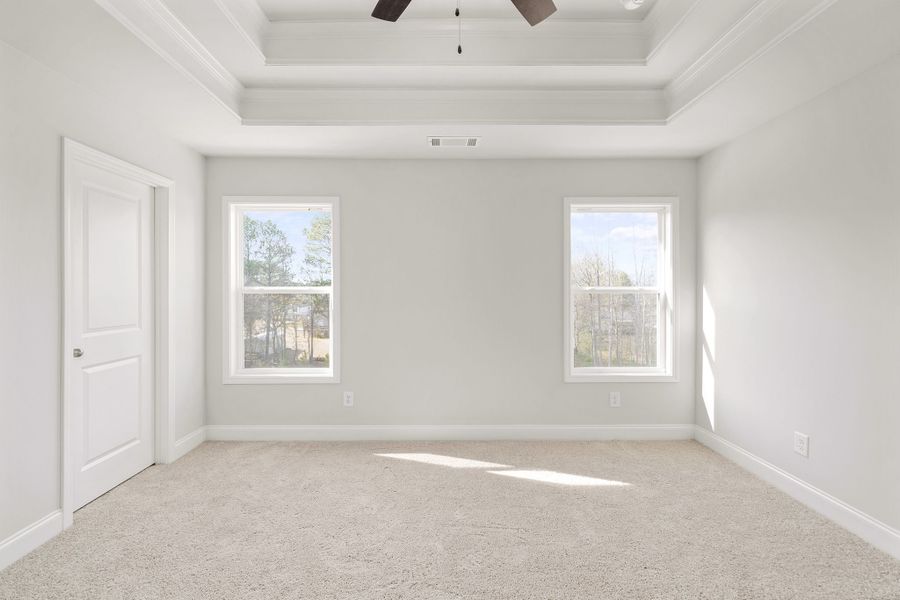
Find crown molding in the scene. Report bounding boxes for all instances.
[93,0,871,129]
[669,0,784,95]
[644,0,704,62]
[212,0,269,60]
[240,87,667,126]
[94,0,244,117]
[264,19,647,67]
[665,0,840,119]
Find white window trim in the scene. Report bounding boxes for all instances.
[563,196,678,383]
[223,196,341,384]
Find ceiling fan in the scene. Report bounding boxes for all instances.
[371,0,558,27]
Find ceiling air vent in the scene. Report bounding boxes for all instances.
[428,136,480,148]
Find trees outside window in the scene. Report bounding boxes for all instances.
[565,199,675,381]
[225,197,339,383]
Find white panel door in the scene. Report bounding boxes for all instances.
[67,158,155,509]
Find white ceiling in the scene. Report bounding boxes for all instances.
[2,0,900,158]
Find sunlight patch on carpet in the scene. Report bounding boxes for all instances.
[488,470,631,487]
[375,453,511,469]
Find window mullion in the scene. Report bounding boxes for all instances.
[242,286,332,295]
[573,287,660,295]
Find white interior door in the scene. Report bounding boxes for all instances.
[67,157,155,509]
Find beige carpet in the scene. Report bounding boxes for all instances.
[1,441,898,599]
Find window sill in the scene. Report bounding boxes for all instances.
[565,372,677,384]
[224,372,339,385]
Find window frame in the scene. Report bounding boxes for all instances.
[223,196,341,384]
[563,197,677,383]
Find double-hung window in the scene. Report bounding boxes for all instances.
[564,197,675,382]
[224,196,340,383]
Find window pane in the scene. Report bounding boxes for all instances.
[243,294,331,369]
[571,211,658,287]
[242,209,332,287]
[573,292,658,368]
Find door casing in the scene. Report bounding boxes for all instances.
[61,138,176,528]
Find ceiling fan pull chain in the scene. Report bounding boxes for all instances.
[457,0,462,54]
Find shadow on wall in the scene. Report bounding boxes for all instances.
[700,286,716,431]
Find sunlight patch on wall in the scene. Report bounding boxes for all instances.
[701,286,717,430]
[375,453,511,469]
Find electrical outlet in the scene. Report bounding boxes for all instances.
[794,431,809,458]
[609,391,622,408]
[343,391,354,408]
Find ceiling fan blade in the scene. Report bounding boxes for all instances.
[371,0,413,21]
[510,0,557,26]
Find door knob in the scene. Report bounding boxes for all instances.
[73,348,84,358]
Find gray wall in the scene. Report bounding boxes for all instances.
[697,55,900,530]
[206,158,697,428]
[0,42,206,541]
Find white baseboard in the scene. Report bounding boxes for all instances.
[694,426,900,561]
[0,510,63,572]
[205,424,695,442]
[169,427,207,462]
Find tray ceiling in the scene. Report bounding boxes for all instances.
[5,0,898,157]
